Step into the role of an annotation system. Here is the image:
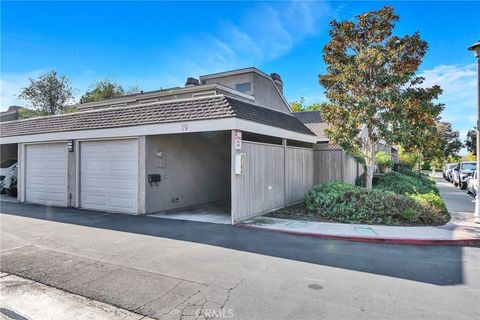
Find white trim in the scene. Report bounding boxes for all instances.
[75,140,80,208]
[192,90,216,98]
[1,118,236,144]
[236,119,317,143]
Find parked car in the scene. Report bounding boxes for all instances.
[446,163,458,182]
[0,158,17,196]
[467,170,478,196]
[443,163,456,180]
[453,161,476,189]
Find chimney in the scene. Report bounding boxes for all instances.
[185,77,200,87]
[271,73,283,94]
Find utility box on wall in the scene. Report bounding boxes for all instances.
[234,153,246,175]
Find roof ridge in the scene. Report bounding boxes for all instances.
[1,94,226,125]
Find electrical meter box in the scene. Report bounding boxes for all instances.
[234,153,246,175]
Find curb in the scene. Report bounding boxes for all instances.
[237,224,480,247]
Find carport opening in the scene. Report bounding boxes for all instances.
[146,131,231,224]
[1,143,18,199]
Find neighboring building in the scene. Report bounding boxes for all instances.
[0,106,21,122]
[0,68,317,224]
[293,111,329,143]
[294,110,399,167]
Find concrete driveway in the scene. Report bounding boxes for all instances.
[1,201,479,319]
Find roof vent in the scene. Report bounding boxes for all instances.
[271,73,283,94]
[185,77,200,87]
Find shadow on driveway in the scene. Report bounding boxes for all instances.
[0,201,466,286]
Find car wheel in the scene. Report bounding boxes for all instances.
[460,182,466,190]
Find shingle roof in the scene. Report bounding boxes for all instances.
[0,95,314,138]
[293,111,330,141]
[225,97,314,135]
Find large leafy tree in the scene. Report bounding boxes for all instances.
[18,71,75,117]
[319,6,442,188]
[80,80,140,104]
[466,128,477,156]
[290,97,322,112]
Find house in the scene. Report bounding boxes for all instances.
[0,67,318,224]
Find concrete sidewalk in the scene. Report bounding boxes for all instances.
[241,174,480,246]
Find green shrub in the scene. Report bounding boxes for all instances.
[374,170,446,213]
[305,182,449,226]
[374,171,437,195]
[408,191,446,211]
[376,151,393,168]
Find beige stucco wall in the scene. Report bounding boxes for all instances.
[145,131,231,213]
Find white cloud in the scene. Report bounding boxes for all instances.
[0,70,45,110]
[171,0,331,74]
[418,63,477,154]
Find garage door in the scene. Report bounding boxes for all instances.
[25,143,68,207]
[80,139,138,214]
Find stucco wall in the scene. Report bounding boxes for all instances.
[145,132,230,213]
[252,73,289,112]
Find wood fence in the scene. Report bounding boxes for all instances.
[314,147,364,185]
[232,142,364,222]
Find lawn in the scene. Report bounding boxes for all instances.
[266,170,450,226]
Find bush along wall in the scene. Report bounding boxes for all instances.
[305,171,449,226]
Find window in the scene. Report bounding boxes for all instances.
[235,82,252,93]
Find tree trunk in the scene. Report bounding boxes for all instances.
[365,163,375,189]
[363,136,377,189]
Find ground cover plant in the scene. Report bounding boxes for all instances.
[267,170,449,226]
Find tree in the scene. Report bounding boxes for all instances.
[466,128,476,156]
[18,71,74,117]
[319,6,442,188]
[437,122,463,159]
[80,80,126,103]
[290,97,322,112]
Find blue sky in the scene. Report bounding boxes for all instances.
[1,1,479,151]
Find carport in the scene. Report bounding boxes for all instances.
[0,95,317,224]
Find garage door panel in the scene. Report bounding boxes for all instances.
[46,176,67,186]
[26,143,68,207]
[81,139,138,214]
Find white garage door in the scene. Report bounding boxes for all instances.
[25,143,68,207]
[80,139,138,214]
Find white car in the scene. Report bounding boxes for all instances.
[467,171,478,196]
[0,159,17,196]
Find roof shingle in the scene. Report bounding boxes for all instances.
[293,111,329,141]
[0,95,314,138]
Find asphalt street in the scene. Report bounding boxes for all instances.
[1,200,479,319]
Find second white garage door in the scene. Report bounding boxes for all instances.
[80,139,138,214]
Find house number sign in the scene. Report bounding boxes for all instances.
[234,130,242,150]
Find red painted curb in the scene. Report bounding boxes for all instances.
[237,224,480,247]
